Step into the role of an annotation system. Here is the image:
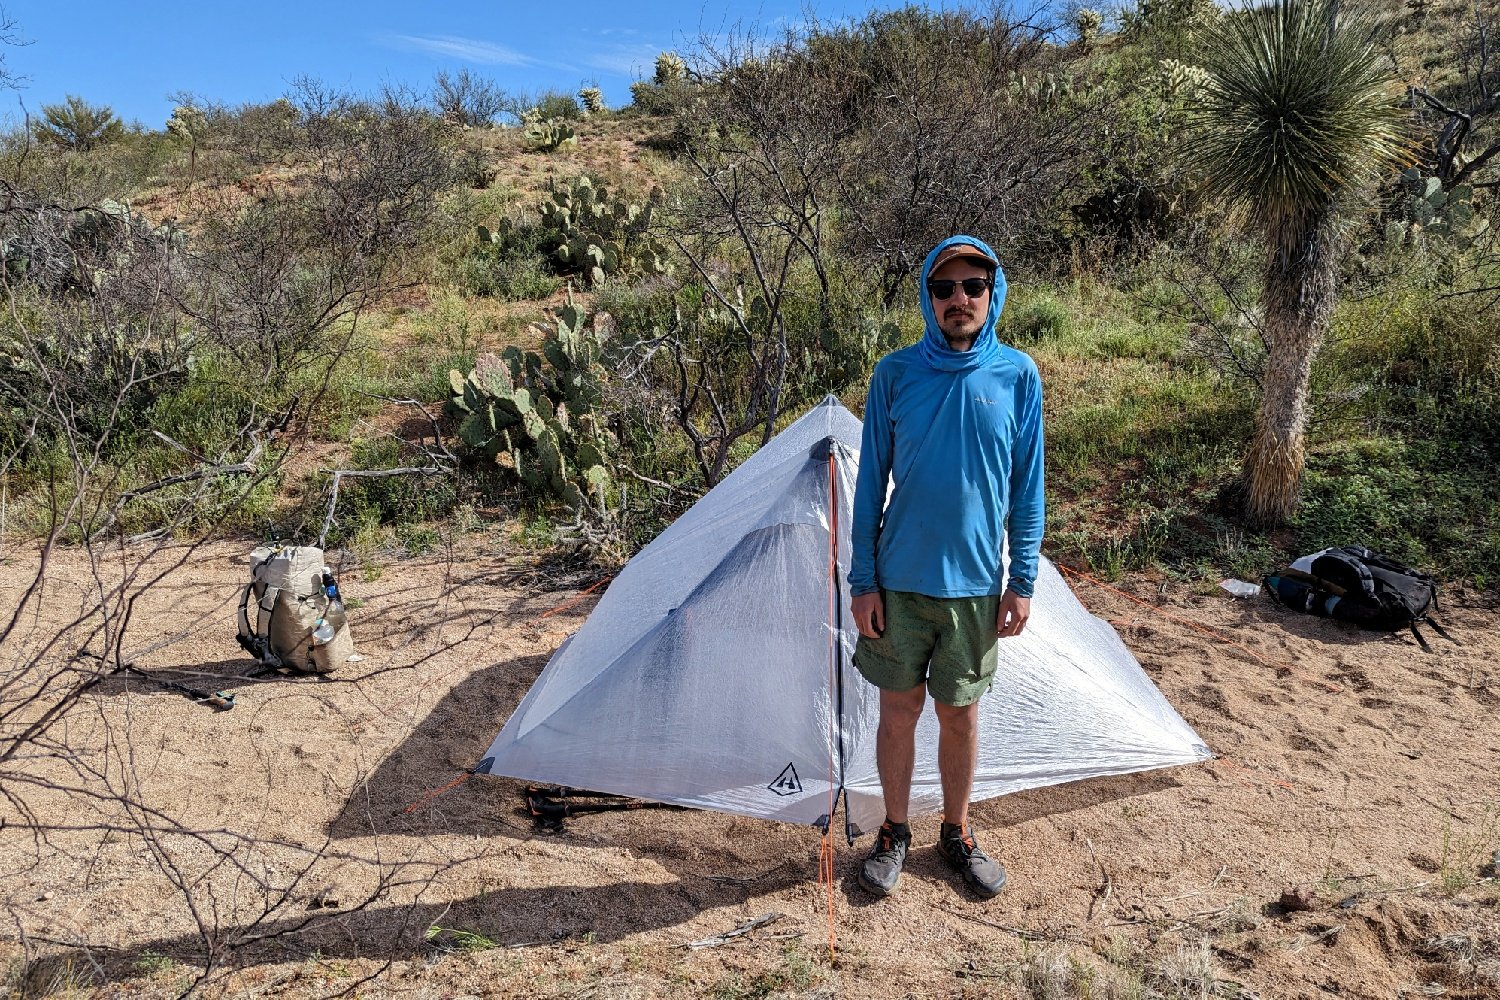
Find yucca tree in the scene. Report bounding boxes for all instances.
[1186,0,1408,525]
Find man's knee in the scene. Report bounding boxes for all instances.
[878,685,926,732]
[933,699,980,740]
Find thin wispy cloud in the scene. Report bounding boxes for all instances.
[383,33,578,73]
[388,33,535,65]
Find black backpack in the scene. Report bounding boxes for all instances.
[1263,546,1450,650]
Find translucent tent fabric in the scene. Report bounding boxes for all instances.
[476,395,1211,837]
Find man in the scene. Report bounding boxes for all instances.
[848,235,1044,899]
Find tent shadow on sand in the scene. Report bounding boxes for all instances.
[327,652,550,841]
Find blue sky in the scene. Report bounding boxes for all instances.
[0,1,913,128]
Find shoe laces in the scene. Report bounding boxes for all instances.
[944,826,983,860]
[876,823,908,855]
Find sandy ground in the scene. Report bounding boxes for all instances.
[1,536,1497,1000]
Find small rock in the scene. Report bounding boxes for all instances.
[1279,885,1317,912]
[38,892,53,901]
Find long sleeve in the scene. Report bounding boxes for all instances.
[1003,366,1045,597]
[849,362,894,597]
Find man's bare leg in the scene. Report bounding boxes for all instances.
[932,697,1005,897]
[934,699,981,829]
[875,684,926,823]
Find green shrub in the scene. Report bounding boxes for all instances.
[458,216,563,300]
[327,437,459,545]
[1002,293,1072,342]
[458,247,561,300]
[533,90,583,121]
[627,79,695,117]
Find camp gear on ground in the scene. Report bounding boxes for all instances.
[523,785,685,831]
[122,665,235,711]
[236,545,355,673]
[938,822,1007,899]
[475,396,1211,840]
[857,821,911,897]
[1264,546,1446,649]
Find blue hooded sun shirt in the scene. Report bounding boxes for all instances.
[849,235,1045,600]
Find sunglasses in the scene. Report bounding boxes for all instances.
[926,277,993,300]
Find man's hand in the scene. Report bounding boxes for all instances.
[852,591,885,638]
[996,590,1031,638]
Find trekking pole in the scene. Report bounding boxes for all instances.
[121,665,236,711]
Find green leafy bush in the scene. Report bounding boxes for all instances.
[457,216,562,300]
[328,437,459,543]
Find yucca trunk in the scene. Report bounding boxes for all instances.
[1245,211,1338,524]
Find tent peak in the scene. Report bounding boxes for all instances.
[809,435,854,462]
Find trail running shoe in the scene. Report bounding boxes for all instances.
[938,822,1007,899]
[857,820,911,897]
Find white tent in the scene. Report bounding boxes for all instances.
[475,396,1211,837]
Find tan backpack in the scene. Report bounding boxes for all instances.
[236,545,355,673]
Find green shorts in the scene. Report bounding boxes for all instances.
[853,590,1001,707]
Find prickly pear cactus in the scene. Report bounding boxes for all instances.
[1387,168,1490,250]
[535,176,672,287]
[447,292,616,515]
[524,117,576,152]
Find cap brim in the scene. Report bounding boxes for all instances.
[930,244,999,274]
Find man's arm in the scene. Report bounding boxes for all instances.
[1003,364,1045,601]
[850,361,895,635]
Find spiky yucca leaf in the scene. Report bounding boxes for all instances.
[1185,0,1410,231]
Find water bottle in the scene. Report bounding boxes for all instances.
[1219,579,1262,599]
[321,567,344,615]
[312,617,335,644]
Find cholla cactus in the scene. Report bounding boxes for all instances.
[1003,70,1087,107]
[578,87,605,116]
[1157,58,1210,99]
[519,105,542,127]
[1130,0,1219,39]
[166,105,210,172]
[1075,9,1104,48]
[166,105,207,141]
[654,51,687,85]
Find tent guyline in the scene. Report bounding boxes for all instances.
[474,395,1211,840]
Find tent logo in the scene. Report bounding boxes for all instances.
[768,763,803,797]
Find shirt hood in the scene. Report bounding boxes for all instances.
[916,235,1010,373]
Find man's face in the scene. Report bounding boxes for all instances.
[929,258,991,346]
